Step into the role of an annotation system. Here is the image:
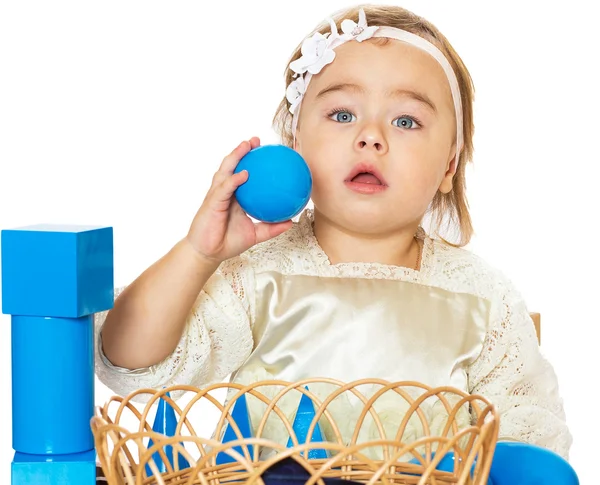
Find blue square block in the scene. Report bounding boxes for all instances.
[12,450,96,485]
[1,224,114,318]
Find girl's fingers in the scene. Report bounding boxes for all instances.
[212,170,249,204]
[249,136,261,149]
[216,140,252,176]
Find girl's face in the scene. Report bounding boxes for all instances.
[295,39,458,235]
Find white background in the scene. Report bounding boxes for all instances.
[1,1,598,483]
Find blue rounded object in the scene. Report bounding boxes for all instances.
[489,442,579,485]
[407,442,579,485]
[233,144,312,223]
[12,315,94,454]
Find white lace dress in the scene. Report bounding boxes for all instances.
[94,209,572,459]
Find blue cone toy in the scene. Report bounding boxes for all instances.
[216,393,255,465]
[286,386,329,460]
[145,392,190,477]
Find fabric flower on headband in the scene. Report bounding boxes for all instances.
[286,9,378,114]
[289,31,336,76]
[285,75,306,115]
[341,8,378,41]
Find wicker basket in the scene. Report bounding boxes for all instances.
[91,379,499,485]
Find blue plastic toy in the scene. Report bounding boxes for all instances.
[409,441,579,484]
[489,441,579,484]
[234,144,312,223]
[216,393,255,465]
[1,224,114,484]
[11,450,98,485]
[145,391,190,477]
[286,386,329,460]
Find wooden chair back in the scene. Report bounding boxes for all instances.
[530,312,541,343]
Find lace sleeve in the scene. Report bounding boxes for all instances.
[467,285,573,459]
[94,255,255,403]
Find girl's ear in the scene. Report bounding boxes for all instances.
[293,132,301,152]
[438,147,458,194]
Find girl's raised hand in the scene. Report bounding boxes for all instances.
[186,137,293,264]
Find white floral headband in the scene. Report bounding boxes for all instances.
[285,9,464,167]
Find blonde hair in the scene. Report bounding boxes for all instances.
[272,4,476,247]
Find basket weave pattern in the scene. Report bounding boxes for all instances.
[91,379,499,485]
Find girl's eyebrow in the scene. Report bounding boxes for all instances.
[315,82,437,113]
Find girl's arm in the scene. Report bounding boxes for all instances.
[468,292,572,459]
[99,238,220,370]
[93,137,290,401]
[94,253,256,402]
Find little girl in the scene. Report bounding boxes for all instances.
[94,4,572,460]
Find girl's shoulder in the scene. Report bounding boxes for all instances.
[425,237,523,304]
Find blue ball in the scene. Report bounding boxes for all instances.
[233,144,312,223]
[489,442,579,485]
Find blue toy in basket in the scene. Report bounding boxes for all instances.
[234,144,312,223]
[409,441,579,484]
[216,393,255,465]
[489,441,579,484]
[145,391,190,477]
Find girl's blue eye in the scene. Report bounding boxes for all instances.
[328,111,420,128]
[330,111,356,123]
[393,116,419,129]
